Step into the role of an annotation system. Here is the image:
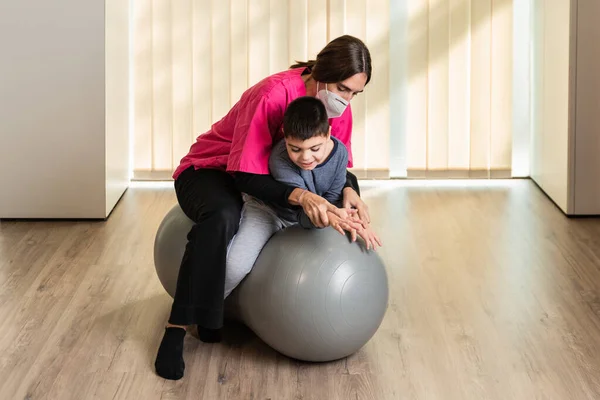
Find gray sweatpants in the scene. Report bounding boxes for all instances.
[224,195,296,298]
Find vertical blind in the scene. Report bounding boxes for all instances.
[132,0,518,180]
[402,0,515,178]
[132,0,390,180]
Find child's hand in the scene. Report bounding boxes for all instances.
[327,211,382,250]
[357,225,383,251]
[327,210,363,239]
[330,207,369,231]
[345,209,368,229]
[327,211,351,236]
[328,205,366,228]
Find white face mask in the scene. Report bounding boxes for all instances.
[316,82,349,118]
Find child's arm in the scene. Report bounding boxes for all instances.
[268,145,318,229]
[270,160,308,193]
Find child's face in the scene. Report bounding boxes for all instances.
[285,134,330,171]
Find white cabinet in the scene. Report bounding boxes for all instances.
[531,0,600,215]
[0,0,130,219]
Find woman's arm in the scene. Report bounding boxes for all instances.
[232,172,295,208]
[233,172,336,228]
[233,171,315,229]
[341,170,370,224]
[344,170,360,196]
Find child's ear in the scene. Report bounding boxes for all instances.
[327,126,332,138]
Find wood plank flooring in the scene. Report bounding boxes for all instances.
[2,179,600,399]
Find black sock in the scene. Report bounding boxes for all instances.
[154,327,186,380]
[197,326,222,343]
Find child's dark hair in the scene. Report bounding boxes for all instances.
[283,97,330,141]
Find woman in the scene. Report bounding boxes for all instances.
[155,35,373,380]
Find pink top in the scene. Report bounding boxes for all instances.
[172,67,354,180]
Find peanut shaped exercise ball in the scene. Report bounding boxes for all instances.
[154,204,389,362]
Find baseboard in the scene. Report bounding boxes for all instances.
[348,169,390,180]
[405,169,512,179]
[132,168,514,182]
[133,169,394,181]
[133,170,175,181]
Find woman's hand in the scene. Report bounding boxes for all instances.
[290,188,369,231]
[292,189,340,228]
[343,187,370,226]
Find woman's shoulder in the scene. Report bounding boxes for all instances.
[243,68,307,102]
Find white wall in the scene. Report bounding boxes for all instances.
[531,0,600,215]
[530,0,572,213]
[572,0,600,214]
[105,0,131,216]
[0,0,129,219]
[530,0,600,215]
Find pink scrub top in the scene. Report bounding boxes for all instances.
[172,67,354,180]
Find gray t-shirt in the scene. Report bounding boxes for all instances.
[266,136,348,228]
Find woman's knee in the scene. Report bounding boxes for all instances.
[211,201,242,229]
[174,168,242,224]
[186,202,242,242]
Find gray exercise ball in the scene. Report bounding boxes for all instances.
[154,203,389,362]
[153,204,194,298]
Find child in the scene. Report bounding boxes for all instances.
[224,96,381,298]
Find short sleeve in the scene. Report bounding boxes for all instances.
[329,103,353,168]
[226,90,286,174]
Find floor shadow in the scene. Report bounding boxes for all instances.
[89,292,286,373]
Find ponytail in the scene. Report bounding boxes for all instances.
[289,60,316,70]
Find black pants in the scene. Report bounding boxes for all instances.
[169,167,243,328]
[168,166,361,328]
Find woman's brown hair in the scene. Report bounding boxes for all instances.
[290,35,372,85]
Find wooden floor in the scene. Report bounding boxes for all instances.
[2,179,600,399]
